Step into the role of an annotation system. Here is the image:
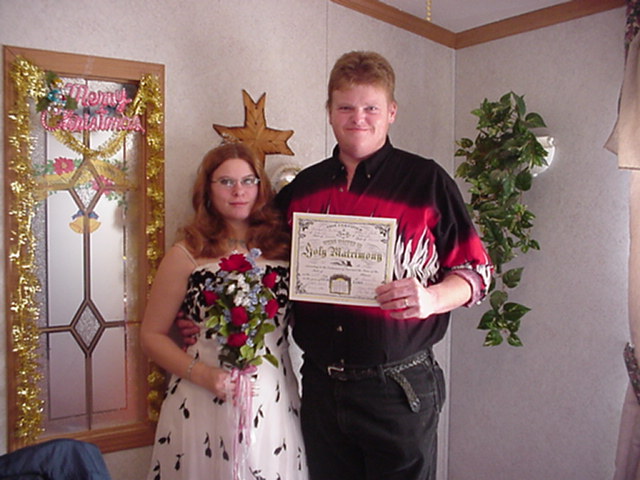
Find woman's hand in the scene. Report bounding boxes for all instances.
[191,362,231,401]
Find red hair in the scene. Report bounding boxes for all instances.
[178,143,289,260]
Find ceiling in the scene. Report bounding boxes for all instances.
[380,0,569,32]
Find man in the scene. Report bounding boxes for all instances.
[275,51,492,480]
[180,51,491,479]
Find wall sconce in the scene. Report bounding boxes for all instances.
[532,135,556,176]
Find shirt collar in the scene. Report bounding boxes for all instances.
[329,137,393,181]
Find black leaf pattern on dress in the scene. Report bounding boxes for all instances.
[158,431,171,445]
[174,453,184,471]
[250,469,266,480]
[253,404,265,428]
[204,432,212,457]
[219,437,229,461]
[273,439,287,456]
[169,378,181,395]
[179,399,190,419]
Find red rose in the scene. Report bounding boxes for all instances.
[202,290,218,306]
[227,332,248,347]
[219,254,252,273]
[230,306,248,326]
[265,298,279,319]
[262,271,277,289]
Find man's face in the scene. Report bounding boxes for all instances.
[328,84,397,164]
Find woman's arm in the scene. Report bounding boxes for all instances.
[140,245,229,399]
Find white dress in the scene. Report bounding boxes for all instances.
[147,256,308,480]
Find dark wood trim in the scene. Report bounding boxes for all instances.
[456,0,626,49]
[331,0,625,49]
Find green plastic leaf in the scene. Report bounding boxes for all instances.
[514,93,526,117]
[525,112,546,128]
[502,267,524,288]
[484,329,504,346]
[507,333,523,347]
[503,302,531,321]
[478,309,498,330]
[515,170,533,191]
[490,290,508,309]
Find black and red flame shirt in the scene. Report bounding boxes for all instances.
[276,139,492,367]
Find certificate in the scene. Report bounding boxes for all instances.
[290,212,396,306]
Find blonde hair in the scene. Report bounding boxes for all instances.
[327,51,396,108]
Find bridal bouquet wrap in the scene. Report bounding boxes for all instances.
[203,248,281,479]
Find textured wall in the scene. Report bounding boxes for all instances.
[0,1,454,478]
[451,8,629,480]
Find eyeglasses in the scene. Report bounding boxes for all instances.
[211,176,260,188]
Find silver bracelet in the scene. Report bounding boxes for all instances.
[185,357,198,380]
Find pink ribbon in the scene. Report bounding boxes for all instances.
[230,365,257,480]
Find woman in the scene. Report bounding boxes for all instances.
[141,142,307,480]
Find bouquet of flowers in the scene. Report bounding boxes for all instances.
[203,248,280,370]
[203,248,281,479]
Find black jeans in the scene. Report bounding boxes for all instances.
[300,355,446,480]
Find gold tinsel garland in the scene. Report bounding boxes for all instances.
[7,58,48,444]
[7,56,166,443]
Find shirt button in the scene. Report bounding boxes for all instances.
[336,325,343,332]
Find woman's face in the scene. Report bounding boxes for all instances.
[209,158,259,226]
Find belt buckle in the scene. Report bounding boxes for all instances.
[327,364,345,379]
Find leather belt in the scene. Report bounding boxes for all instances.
[325,350,433,413]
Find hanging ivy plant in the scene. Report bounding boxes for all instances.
[455,92,548,347]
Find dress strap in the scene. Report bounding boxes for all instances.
[174,242,199,268]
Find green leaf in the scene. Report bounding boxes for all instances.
[249,357,263,366]
[507,333,523,347]
[457,137,473,149]
[525,112,546,128]
[502,267,524,288]
[240,345,255,360]
[514,93,526,117]
[478,309,498,330]
[515,170,533,191]
[503,302,531,321]
[36,96,49,113]
[490,290,508,309]
[264,353,279,367]
[483,329,504,346]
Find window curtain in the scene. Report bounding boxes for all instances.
[606,1,640,479]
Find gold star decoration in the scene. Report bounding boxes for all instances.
[213,89,294,166]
